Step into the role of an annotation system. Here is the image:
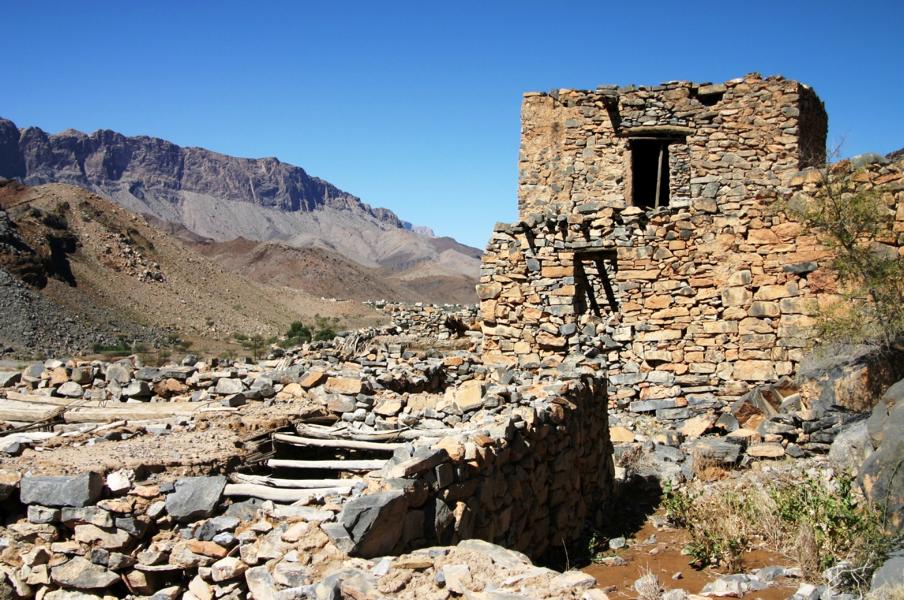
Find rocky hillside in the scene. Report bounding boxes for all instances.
[0,118,480,302]
[190,238,479,305]
[0,179,380,357]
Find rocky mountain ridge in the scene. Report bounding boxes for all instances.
[0,118,480,296]
[0,118,402,226]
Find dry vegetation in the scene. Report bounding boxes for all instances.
[662,466,896,594]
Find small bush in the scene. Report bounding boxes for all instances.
[313,314,340,341]
[92,336,132,355]
[664,473,893,592]
[662,482,695,529]
[280,321,312,348]
[782,161,904,349]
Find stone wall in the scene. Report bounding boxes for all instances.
[366,301,479,341]
[335,369,613,560]
[482,73,904,411]
[517,74,826,219]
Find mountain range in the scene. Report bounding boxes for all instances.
[0,118,480,303]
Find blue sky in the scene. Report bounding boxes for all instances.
[2,1,902,248]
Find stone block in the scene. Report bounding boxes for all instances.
[324,377,363,395]
[732,360,777,382]
[338,490,410,557]
[21,472,103,507]
[165,476,226,523]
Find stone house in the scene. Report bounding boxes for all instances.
[479,73,902,407]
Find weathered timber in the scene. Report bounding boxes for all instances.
[267,459,386,472]
[223,483,350,502]
[273,433,404,451]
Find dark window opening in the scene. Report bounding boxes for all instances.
[696,91,724,106]
[631,139,670,209]
[574,251,618,317]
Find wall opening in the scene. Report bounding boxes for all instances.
[574,250,618,317]
[630,139,671,209]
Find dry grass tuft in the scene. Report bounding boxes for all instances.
[690,452,731,482]
[633,567,663,600]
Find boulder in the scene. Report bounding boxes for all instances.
[871,550,904,595]
[0,371,20,387]
[165,476,226,522]
[454,379,484,412]
[56,381,84,398]
[829,419,873,473]
[21,362,45,383]
[746,442,785,458]
[867,378,904,447]
[324,376,363,395]
[245,566,279,600]
[0,469,20,501]
[692,438,741,464]
[20,472,102,507]
[298,369,327,389]
[859,434,904,532]
[105,364,131,385]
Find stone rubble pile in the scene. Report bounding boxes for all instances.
[607,373,874,484]
[0,312,617,598]
[366,301,478,342]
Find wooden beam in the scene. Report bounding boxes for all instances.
[273,433,404,452]
[223,483,349,503]
[0,400,63,422]
[624,125,693,137]
[593,258,620,312]
[654,144,664,210]
[230,473,362,489]
[267,458,386,472]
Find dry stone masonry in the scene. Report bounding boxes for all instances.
[480,73,904,411]
[0,310,614,598]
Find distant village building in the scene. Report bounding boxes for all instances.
[478,73,892,404]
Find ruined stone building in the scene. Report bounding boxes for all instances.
[478,73,901,408]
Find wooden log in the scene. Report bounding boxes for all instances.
[61,403,230,423]
[267,458,386,472]
[223,483,350,503]
[230,473,361,489]
[0,399,63,422]
[273,433,403,452]
[4,392,235,423]
[294,422,467,442]
[5,391,88,406]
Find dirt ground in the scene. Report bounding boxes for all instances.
[583,514,800,599]
[0,399,321,479]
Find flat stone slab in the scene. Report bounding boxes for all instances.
[20,472,103,507]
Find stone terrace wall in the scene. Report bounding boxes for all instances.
[334,370,613,560]
[517,73,826,219]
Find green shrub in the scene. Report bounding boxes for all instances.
[313,314,340,341]
[662,482,695,528]
[280,321,312,348]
